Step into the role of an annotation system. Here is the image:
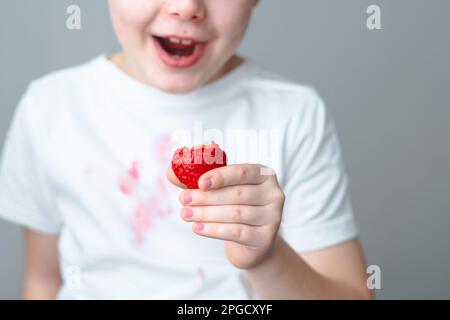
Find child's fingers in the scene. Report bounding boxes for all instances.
[198,164,268,190]
[180,205,274,226]
[191,222,273,247]
[166,166,186,189]
[179,185,271,206]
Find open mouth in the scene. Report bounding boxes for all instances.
[155,36,197,57]
[152,35,208,68]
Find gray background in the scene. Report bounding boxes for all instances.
[1,0,449,299]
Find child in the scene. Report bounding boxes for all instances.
[0,0,371,299]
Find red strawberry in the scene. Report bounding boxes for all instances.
[171,141,227,189]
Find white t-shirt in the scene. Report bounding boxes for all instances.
[0,55,358,299]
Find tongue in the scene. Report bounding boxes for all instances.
[160,38,195,56]
[163,39,194,50]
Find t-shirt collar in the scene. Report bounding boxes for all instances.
[93,54,255,113]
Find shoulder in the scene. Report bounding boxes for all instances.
[26,56,102,102]
[14,56,103,136]
[19,55,104,119]
[244,61,328,126]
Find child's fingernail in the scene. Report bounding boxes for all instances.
[194,223,204,232]
[182,192,192,204]
[203,178,212,190]
[183,207,193,219]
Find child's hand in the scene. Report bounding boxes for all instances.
[167,164,285,269]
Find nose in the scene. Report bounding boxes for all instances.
[165,0,206,22]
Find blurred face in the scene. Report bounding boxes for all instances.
[108,0,259,93]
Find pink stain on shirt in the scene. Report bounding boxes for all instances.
[197,267,205,281]
[131,201,154,244]
[128,161,140,180]
[130,192,174,243]
[119,178,135,196]
[146,193,172,218]
[119,161,140,196]
[118,138,177,244]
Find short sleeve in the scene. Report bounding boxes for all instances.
[279,90,358,252]
[0,84,62,234]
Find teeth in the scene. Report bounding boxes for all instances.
[181,39,193,46]
[169,37,181,44]
[167,37,194,46]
